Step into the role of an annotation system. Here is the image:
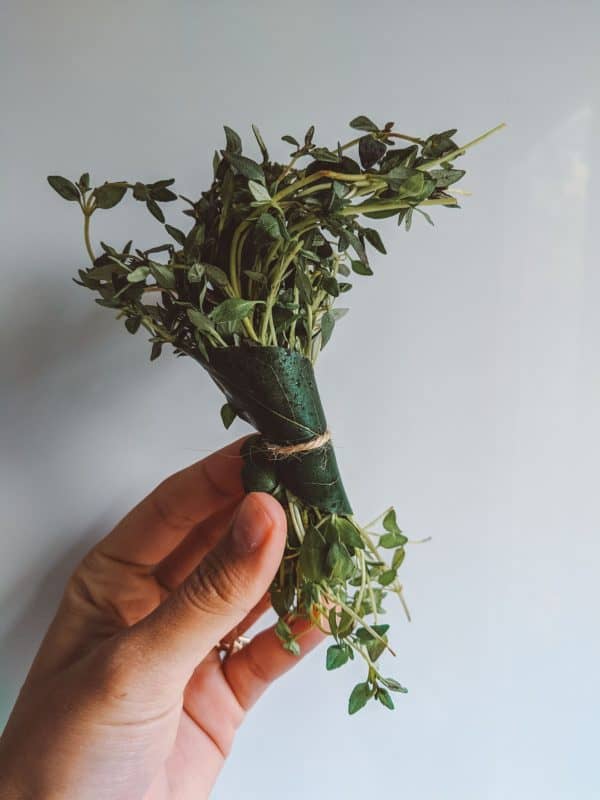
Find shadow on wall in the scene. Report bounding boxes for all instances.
[0,271,164,724]
[0,522,107,728]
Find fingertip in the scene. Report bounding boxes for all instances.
[246,492,287,540]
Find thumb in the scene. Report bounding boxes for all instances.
[128,492,287,684]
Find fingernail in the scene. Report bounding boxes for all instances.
[231,495,271,554]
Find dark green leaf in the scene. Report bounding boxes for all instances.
[78,172,90,191]
[150,341,162,361]
[377,688,395,710]
[281,134,300,147]
[125,316,141,334]
[47,175,80,201]
[151,186,177,202]
[326,644,350,670]
[348,682,372,715]
[363,228,386,254]
[351,259,373,276]
[298,525,327,582]
[165,224,186,246]
[358,135,386,169]
[220,402,237,429]
[205,264,229,287]
[327,541,355,581]
[349,115,379,132]
[334,517,365,550]
[94,182,127,210]
[149,262,175,289]
[378,568,397,586]
[322,276,339,297]
[223,125,242,154]
[226,153,265,183]
[252,124,269,162]
[304,125,315,147]
[310,147,340,163]
[295,266,313,304]
[146,198,165,223]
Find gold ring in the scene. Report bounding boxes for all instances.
[217,635,250,657]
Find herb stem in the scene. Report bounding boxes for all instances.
[83,211,95,264]
[340,196,458,216]
[417,122,506,171]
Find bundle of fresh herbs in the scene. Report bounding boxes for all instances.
[48,116,502,714]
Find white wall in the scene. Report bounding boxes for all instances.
[1,1,599,798]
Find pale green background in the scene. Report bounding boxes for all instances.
[1,1,599,798]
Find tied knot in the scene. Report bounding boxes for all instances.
[262,430,331,460]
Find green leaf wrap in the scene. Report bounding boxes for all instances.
[202,345,352,515]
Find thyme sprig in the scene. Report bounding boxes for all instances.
[49,115,502,713]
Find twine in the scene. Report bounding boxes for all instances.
[262,429,331,460]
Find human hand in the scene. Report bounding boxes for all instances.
[0,439,323,799]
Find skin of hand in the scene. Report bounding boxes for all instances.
[0,438,324,800]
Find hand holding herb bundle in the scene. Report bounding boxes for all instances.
[49,115,502,713]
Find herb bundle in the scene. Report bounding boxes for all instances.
[49,116,502,714]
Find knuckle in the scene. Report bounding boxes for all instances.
[181,552,249,615]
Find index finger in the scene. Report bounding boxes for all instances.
[98,437,247,566]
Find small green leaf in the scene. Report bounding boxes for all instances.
[252,124,269,162]
[428,168,466,188]
[334,517,365,550]
[211,298,259,324]
[322,276,339,297]
[248,180,271,203]
[381,677,408,693]
[320,310,335,349]
[310,147,340,163]
[187,308,217,334]
[78,172,90,191]
[47,175,80,201]
[127,266,150,283]
[380,509,407,548]
[146,198,165,223]
[150,341,162,361]
[149,262,175,288]
[348,682,372,715]
[205,264,229,287]
[226,153,265,183]
[326,644,350,671]
[244,269,267,284]
[349,115,379,133]
[326,542,355,581]
[377,688,395,710]
[358,135,386,169]
[378,568,397,586]
[364,228,387,254]
[94,183,127,210]
[282,134,300,147]
[392,547,406,569]
[165,224,186,246]
[220,402,237,429]
[255,212,281,240]
[351,259,373,276]
[125,316,141,334]
[298,525,327,582]
[223,125,242,154]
